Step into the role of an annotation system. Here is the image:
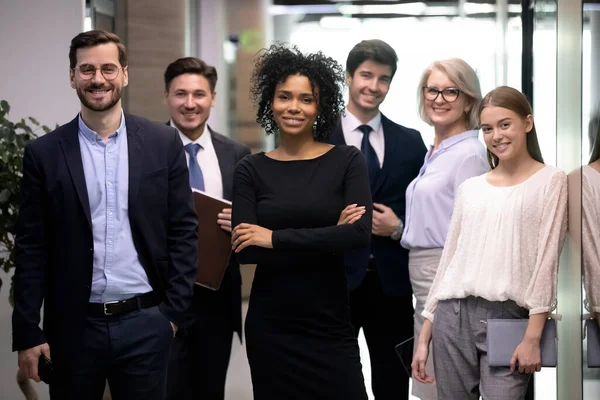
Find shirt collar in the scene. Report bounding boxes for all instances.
[78,109,126,143]
[170,120,211,149]
[343,108,382,134]
[433,129,479,151]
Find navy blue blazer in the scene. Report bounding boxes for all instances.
[12,114,199,362]
[330,113,426,297]
[166,123,250,338]
[205,126,250,339]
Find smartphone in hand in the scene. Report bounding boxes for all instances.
[394,336,414,378]
[38,354,54,384]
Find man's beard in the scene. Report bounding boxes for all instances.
[77,83,122,112]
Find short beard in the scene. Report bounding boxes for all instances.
[77,83,122,112]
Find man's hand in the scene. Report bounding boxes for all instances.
[18,343,50,383]
[372,203,400,237]
[231,223,273,253]
[217,208,232,232]
[338,204,366,225]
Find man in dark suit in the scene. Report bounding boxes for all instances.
[163,57,250,400]
[330,39,427,400]
[11,30,198,400]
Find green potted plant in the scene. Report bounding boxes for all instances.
[0,99,53,304]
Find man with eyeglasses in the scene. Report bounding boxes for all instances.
[11,30,198,400]
[329,39,427,400]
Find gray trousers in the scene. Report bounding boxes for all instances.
[409,248,443,400]
[432,297,532,400]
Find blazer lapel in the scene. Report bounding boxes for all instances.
[330,120,346,145]
[60,116,92,228]
[126,115,144,217]
[209,127,233,201]
[371,114,397,196]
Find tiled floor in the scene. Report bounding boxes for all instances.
[0,270,587,399]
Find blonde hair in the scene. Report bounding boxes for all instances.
[417,58,482,130]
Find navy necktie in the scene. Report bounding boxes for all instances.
[358,124,380,190]
[184,143,205,191]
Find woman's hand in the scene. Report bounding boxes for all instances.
[510,337,542,374]
[231,223,273,253]
[411,342,434,384]
[411,319,434,384]
[338,204,366,225]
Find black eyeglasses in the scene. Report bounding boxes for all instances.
[73,63,124,81]
[423,86,461,103]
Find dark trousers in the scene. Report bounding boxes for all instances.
[349,267,414,400]
[166,284,236,400]
[526,376,534,399]
[49,305,173,400]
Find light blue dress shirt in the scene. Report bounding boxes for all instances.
[400,130,489,250]
[78,112,153,302]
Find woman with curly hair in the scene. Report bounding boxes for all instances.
[230,44,371,399]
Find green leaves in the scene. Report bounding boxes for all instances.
[0,100,54,282]
[0,189,10,204]
[0,100,10,119]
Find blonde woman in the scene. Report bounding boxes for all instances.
[401,58,489,399]
[411,86,567,400]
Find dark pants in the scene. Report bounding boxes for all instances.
[50,305,173,400]
[349,266,414,400]
[166,284,236,400]
[526,376,535,399]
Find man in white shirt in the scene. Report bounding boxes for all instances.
[163,57,250,400]
[330,40,427,400]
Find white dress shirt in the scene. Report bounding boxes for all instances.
[170,121,223,199]
[341,108,385,168]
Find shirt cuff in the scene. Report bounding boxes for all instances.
[422,310,435,323]
[528,306,551,315]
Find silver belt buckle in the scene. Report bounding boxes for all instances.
[103,300,121,316]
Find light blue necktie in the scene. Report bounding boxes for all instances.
[184,143,205,191]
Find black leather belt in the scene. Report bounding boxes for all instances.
[88,292,159,317]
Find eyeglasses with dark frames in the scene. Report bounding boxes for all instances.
[73,64,124,81]
[423,86,461,103]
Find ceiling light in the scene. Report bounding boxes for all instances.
[338,3,428,16]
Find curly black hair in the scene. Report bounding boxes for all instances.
[250,43,345,142]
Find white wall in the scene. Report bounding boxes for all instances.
[0,0,85,129]
[0,2,83,398]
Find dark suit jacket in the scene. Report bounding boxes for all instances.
[330,113,426,297]
[12,114,199,364]
[206,126,251,338]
